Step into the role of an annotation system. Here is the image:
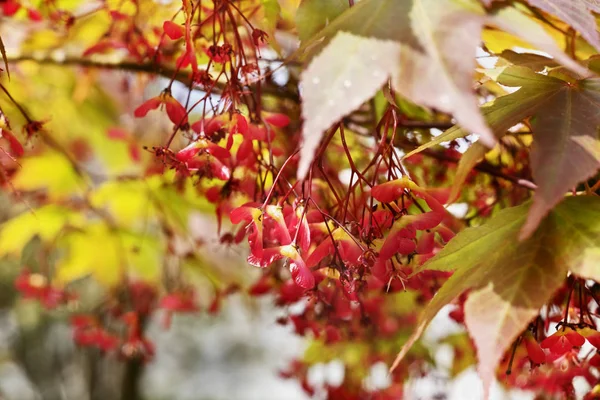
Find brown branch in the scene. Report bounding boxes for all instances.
[420,147,536,190]
[10,54,179,79]
[7,54,224,91]
[6,54,299,99]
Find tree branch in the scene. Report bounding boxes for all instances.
[6,54,299,99]
[8,54,188,82]
[420,147,536,190]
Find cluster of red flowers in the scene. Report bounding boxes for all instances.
[121,14,466,390]
[0,2,458,398]
[15,269,74,309]
[15,274,202,362]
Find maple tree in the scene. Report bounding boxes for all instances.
[4,0,600,398]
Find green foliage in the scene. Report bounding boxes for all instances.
[395,196,600,395]
[295,0,348,42]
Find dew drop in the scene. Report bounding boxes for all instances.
[343,80,352,88]
[312,77,320,85]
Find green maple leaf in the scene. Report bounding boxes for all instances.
[522,76,600,237]
[405,66,600,237]
[404,65,564,165]
[392,195,600,398]
[295,0,348,43]
[299,0,418,51]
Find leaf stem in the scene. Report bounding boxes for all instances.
[506,336,522,375]
[563,276,575,330]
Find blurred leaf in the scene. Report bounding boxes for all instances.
[20,236,43,270]
[0,205,84,257]
[56,224,163,285]
[442,333,476,377]
[304,340,370,371]
[450,143,487,202]
[147,174,215,231]
[483,27,536,54]
[396,97,433,121]
[90,180,154,228]
[258,0,281,42]
[12,151,84,199]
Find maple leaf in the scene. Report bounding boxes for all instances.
[393,0,496,149]
[498,49,558,71]
[295,0,348,43]
[297,32,400,179]
[404,66,564,157]
[488,6,589,76]
[391,196,600,399]
[483,66,600,238]
[404,66,600,237]
[299,0,418,49]
[440,66,564,200]
[525,0,600,51]
[296,0,586,179]
[395,3,585,150]
[521,77,600,238]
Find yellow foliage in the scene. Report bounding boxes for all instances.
[0,205,84,256]
[146,173,215,230]
[12,151,84,199]
[56,224,163,285]
[90,180,155,228]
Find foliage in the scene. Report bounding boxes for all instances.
[2,0,600,399]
